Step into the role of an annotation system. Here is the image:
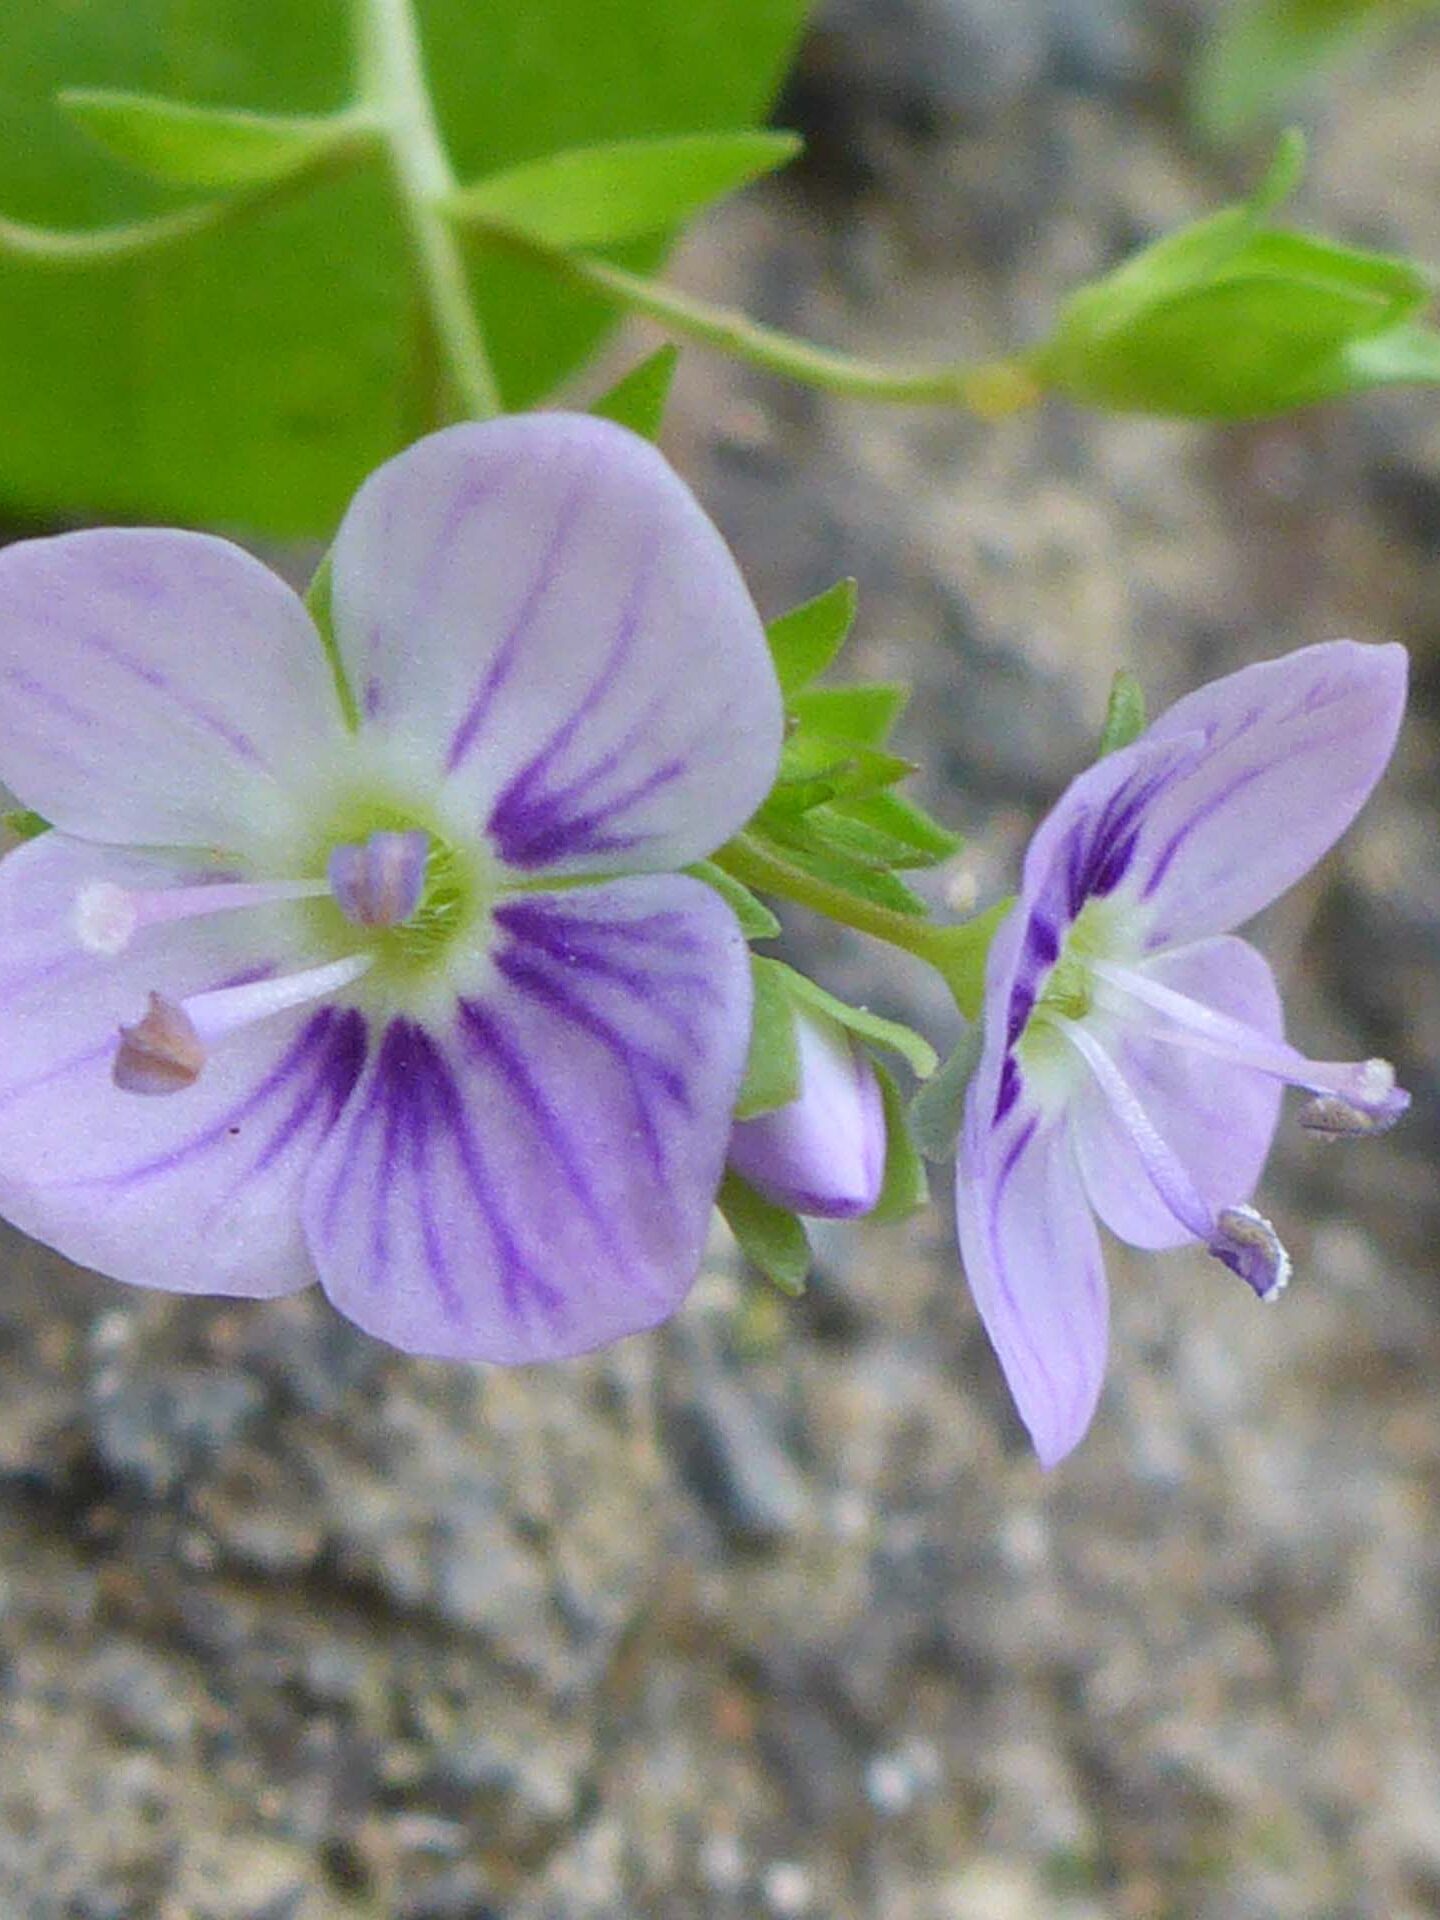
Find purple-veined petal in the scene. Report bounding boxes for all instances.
[1070,935,1285,1250]
[956,1087,1109,1470]
[328,413,783,877]
[0,529,345,847]
[302,874,751,1362]
[0,834,366,1296]
[729,1006,885,1218]
[1135,640,1407,944]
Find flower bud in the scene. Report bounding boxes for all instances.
[729,1006,885,1219]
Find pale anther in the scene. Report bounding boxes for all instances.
[1212,1204,1291,1304]
[114,993,206,1095]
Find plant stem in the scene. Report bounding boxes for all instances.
[714,833,1005,1015]
[355,0,502,420]
[473,227,1041,415]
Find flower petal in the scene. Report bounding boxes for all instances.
[1071,936,1285,1249]
[303,875,751,1361]
[729,1007,885,1218]
[328,413,783,876]
[1136,640,1407,944]
[956,1091,1109,1469]
[0,834,365,1295]
[0,529,345,846]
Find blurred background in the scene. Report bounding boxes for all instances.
[3,1,1440,1915]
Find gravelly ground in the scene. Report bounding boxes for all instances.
[2,4,1439,1916]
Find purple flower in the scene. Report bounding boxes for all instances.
[729,1006,886,1218]
[0,414,783,1361]
[956,641,1409,1467]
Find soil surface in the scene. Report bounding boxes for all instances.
[3,4,1440,1915]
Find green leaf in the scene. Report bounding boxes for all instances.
[445,128,800,247]
[687,859,781,940]
[765,579,857,696]
[58,88,370,190]
[303,548,359,731]
[0,0,809,534]
[735,957,802,1119]
[790,682,908,747]
[718,1171,811,1296]
[869,1060,930,1223]
[772,963,938,1077]
[1098,669,1147,756]
[1193,1,1430,141]
[908,1025,982,1162]
[754,831,930,916]
[773,803,927,873]
[2,808,51,840]
[589,343,680,440]
[830,788,961,864]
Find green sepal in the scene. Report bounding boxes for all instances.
[444,129,800,248]
[790,682,908,748]
[2,809,51,840]
[304,550,359,733]
[58,88,371,192]
[770,962,938,1078]
[718,1170,811,1296]
[765,579,858,696]
[734,957,802,1120]
[1098,669,1147,757]
[589,345,680,441]
[753,832,930,917]
[908,1025,983,1163]
[769,803,931,874]
[869,1059,930,1223]
[687,859,780,940]
[829,788,961,865]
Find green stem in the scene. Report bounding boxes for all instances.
[714,832,1006,1015]
[472,226,1041,414]
[355,0,502,420]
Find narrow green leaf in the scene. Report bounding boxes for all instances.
[719,1171,811,1296]
[790,682,908,747]
[756,832,930,916]
[445,129,801,248]
[589,344,680,440]
[735,958,802,1120]
[765,579,858,696]
[687,859,781,940]
[773,963,939,1078]
[304,550,359,733]
[909,1026,983,1162]
[59,89,370,191]
[1098,669,1147,756]
[2,808,51,840]
[777,804,928,873]
[775,732,913,800]
[870,1060,930,1223]
[831,789,962,864]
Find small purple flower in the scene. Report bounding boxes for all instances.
[956,641,1409,1467]
[0,414,784,1361]
[729,1006,886,1218]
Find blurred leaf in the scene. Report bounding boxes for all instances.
[1193,0,1434,141]
[0,0,810,533]
[765,578,857,695]
[1098,668,1147,756]
[589,343,679,439]
[870,1059,929,1222]
[735,957,802,1119]
[688,857,781,939]
[718,1171,811,1294]
[445,128,799,246]
[908,1024,982,1161]
[59,87,369,189]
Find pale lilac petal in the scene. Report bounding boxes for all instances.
[956,1089,1109,1469]
[1136,640,1407,944]
[729,1007,885,1218]
[0,835,365,1296]
[302,875,750,1361]
[0,529,345,846]
[329,414,783,877]
[1071,936,1285,1250]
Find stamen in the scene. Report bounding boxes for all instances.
[1054,1016,1293,1301]
[328,829,429,929]
[76,875,329,955]
[1091,959,1409,1136]
[113,952,372,1098]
